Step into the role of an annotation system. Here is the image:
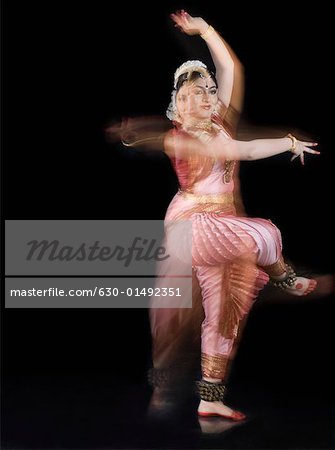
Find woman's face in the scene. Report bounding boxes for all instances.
[176,76,218,123]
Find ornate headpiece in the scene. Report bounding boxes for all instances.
[173,60,208,89]
[166,60,209,121]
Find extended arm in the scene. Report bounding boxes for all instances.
[164,131,319,164]
[108,121,318,165]
[234,137,319,162]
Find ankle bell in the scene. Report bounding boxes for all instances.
[270,264,297,289]
[196,380,226,402]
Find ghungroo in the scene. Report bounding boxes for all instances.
[270,264,297,289]
[196,380,226,402]
[148,367,187,389]
[148,368,173,388]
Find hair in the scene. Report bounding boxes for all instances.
[175,70,218,93]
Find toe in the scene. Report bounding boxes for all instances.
[303,279,317,295]
[231,410,247,421]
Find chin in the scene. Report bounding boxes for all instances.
[195,112,212,120]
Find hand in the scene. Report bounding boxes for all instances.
[170,10,209,36]
[106,117,158,142]
[291,140,320,165]
[105,116,170,148]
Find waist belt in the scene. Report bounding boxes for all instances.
[179,189,234,205]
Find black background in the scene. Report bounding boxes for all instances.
[2,1,335,448]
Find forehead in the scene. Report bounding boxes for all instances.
[177,77,217,95]
[191,76,216,88]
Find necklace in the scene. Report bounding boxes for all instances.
[184,120,213,132]
[223,160,235,183]
[192,120,213,132]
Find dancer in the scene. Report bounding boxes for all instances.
[113,10,319,421]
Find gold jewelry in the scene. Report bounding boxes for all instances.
[121,136,156,147]
[121,134,164,148]
[287,133,297,152]
[179,190,234,205]
[200,25,215,41]
[263,256,287,277]
[223,160,235,183]
[185,120,213,132]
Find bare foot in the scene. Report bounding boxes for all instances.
[198,400,246,421]
[147,388,178,418]
[282,276,317,296]
[198,416,240,434]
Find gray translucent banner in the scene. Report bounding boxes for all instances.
[5,277,192,308]
[5,220,192,276]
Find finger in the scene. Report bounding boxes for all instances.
[172,10,189,28]
[105,125,120,135]
[170,13,183,25]
[172,19,184,30]
[301,141,318,147]
[179,15,189,25]
[300,153,305,165]
[181,10,190,21]
[175,10,186,20]
[291,154,298,162]
[304,149,321,155]
[170,14,180,24]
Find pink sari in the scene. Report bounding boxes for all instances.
[150,118,282,381]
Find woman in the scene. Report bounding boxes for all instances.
[147,10,319,422]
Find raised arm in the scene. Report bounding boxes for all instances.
[170,10,234,109]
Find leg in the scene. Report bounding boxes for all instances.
[243,218,317,296]
[148,270,204,413]
[192,214,316,296]
[194,264,260,420]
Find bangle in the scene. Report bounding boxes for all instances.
[200,25,215,41]
[287,133,297,152]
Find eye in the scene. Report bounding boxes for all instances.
[194,89,203,95]
[210,88,217,95]
[178,94,187,102]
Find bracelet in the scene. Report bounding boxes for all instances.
[287,133,297,153]
[200,25,215,41]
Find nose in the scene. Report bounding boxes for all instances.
[202,91,210,101]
